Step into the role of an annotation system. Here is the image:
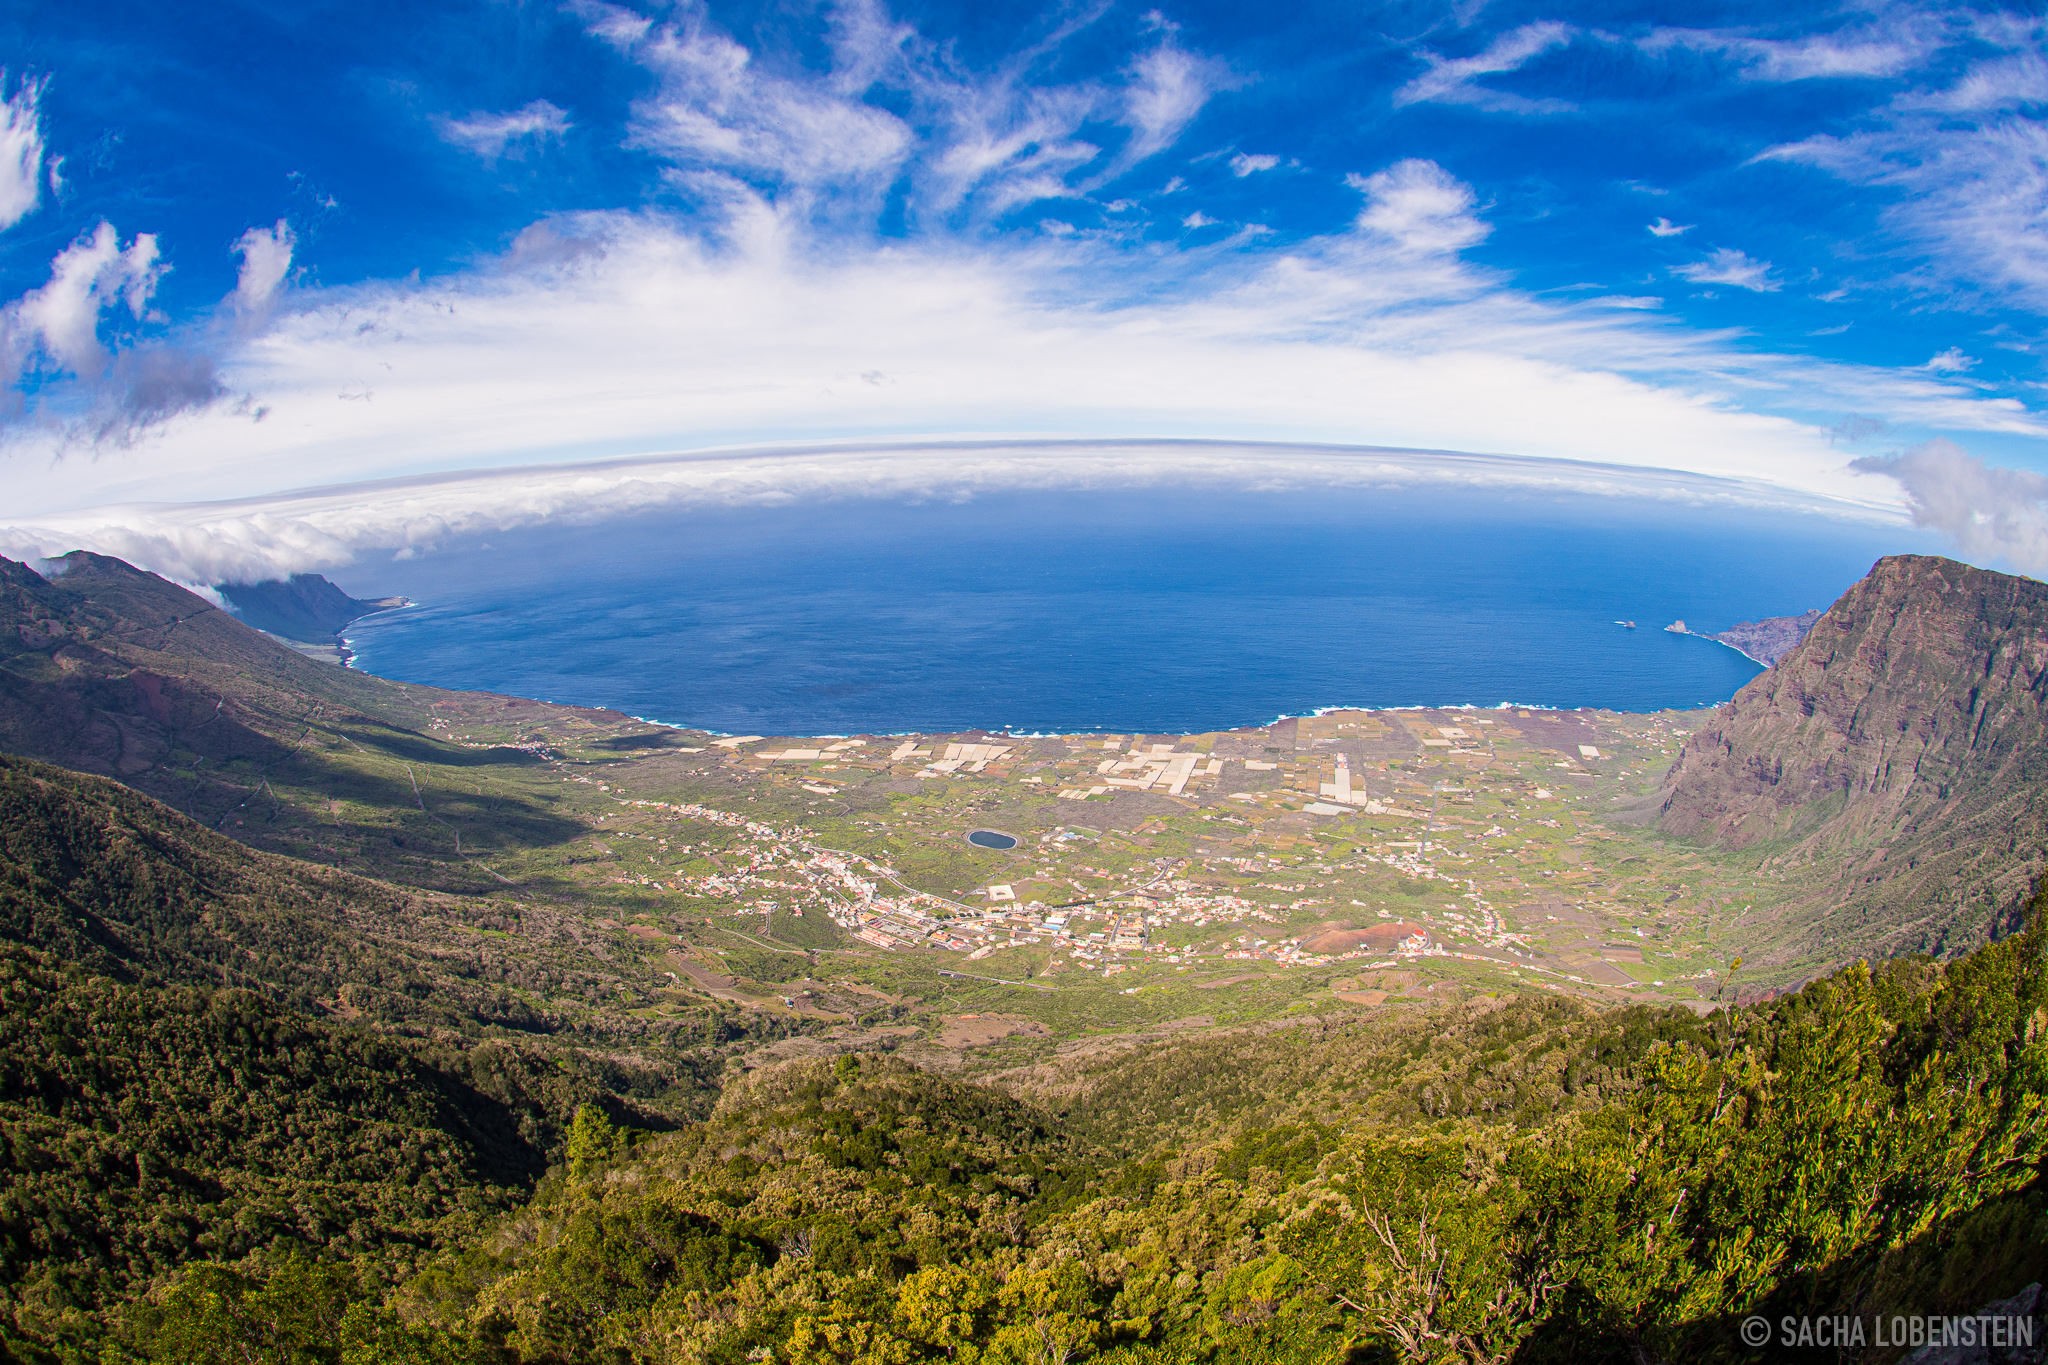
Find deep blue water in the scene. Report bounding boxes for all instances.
[333,488,1936,735]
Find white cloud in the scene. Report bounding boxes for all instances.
[1120,41,1230,165]
[1229,152,1279,177]
[1901,51,2048,112]
[1641,21,1939,82]
[1181,210,1216,228]
[435,100,572,164]
[1647,217,1691,237]
[0,73,46,231]
[1673,247,1779,292]
[4,162,2031,537]
[0,221,224,441]
[0,7,2039,566]
[1394,22,1577,114]
[1851,439,2048,574]
[1763,101,2048,308]
[1923,347,1974,374]
[572,0,1228,225]
[1347,159,1489,255]
[1,221,164,381]
[231,220,295,315]
[913,80,1102,218]
[0,439,1903,588]
[599,4,912,198]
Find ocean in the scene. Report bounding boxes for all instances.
[334,487,1934,736]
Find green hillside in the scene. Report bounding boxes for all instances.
[26,887,2039,1364]
[0,945,611,1355]
[0,553,692,897]
[0,755,845,1358]
[0,753,819,1075]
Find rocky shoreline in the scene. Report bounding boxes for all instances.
[1663,608,1823,668]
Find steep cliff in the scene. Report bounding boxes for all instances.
[216,572,406,644]
[1657,555,2048,963]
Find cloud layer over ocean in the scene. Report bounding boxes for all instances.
[2,438,1908,588]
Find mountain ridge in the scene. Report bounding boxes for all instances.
[215,573,407,646]
[1655,553,2048,967]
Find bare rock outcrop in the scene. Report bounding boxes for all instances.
[1656,555,2048,965]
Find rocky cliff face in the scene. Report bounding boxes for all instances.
[1657,555,2048,963]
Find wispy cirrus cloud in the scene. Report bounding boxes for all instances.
[602,6,914,199]
[1640,22,1939,82]
[1764,96,2048,309]
[1673,247,1780,292]
[1899,50,2048,112]
[578,0,1228,223]
[1394,22,1578,114]
[435,100,573,164]
[1119,39,1233,165]
[0,72,46,231]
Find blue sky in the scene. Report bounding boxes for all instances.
[1,0,2046,579]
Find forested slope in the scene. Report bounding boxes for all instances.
[0,756,827,1357]
[0,946,625,1355]
[0,751,828,1063]
[71,887,2048,1365]
[2,751,507,1023]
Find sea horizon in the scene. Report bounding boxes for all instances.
[331,487,1937,737]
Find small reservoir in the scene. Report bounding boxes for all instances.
[967,829,1018,850]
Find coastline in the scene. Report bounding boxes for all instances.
[598,694,1735,743]
[327,598,414,672]
[1669,625,1771,670]
[1662,618,1810,671]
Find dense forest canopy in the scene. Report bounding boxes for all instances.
[0,892,2039,1363]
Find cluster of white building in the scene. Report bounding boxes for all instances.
[1058,744,1226,799]
[598,787,1524,977]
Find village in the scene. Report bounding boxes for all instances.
[531,702,1740,1003]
